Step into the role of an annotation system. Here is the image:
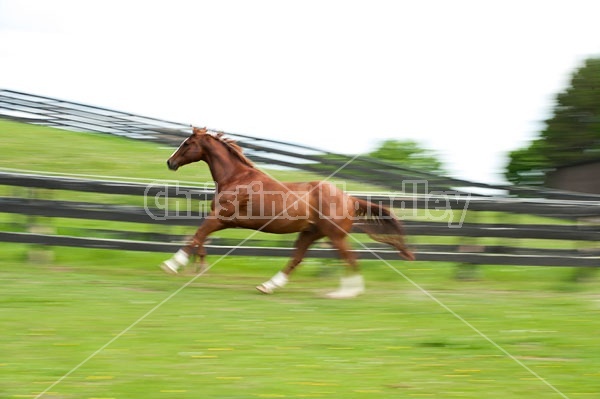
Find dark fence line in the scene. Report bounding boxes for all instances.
[1,171,599,267]
[10,225,595,259]
[2,231,598,267]
[3,172,600,219]
[0,171,214,197]
[3,196,600,241]
[11,225,596,259]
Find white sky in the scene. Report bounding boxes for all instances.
[1,0,599,184]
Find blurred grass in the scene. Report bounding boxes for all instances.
[1,245,599,398]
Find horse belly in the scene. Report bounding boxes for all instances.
[226,214,309,233]
[258,218,312,234]
[234,191,312,233]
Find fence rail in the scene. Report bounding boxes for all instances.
[2,231,597,267]
[1,171,599,267]
[3,171,600,216]
[2,196,600,241]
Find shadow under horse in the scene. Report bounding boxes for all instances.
[162,127,415,298]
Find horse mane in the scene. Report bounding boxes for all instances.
[208,131,255,168]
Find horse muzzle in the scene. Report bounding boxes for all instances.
[167,159,179,171]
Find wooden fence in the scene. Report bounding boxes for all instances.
[1,171,599,268]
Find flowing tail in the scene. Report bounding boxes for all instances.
[352,197,415,261]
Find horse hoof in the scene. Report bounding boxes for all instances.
[195,262,208,273]
[256,284,273,294]
[325,275,365,299]
[160,262,178,275]
[324,288,364,299]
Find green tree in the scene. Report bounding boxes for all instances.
[506,57,600,185]
[368,139,446,174]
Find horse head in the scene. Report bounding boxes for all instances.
[167,127,208,171]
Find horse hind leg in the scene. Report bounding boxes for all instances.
[325,235,365,299]
[257,228,324,294]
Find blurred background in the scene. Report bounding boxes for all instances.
[2,2,600,398]
[2,0,600,184]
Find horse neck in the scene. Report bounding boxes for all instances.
[202,141,253,186]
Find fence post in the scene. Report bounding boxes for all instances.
[504,211,522,251]
[26,188,55,263]
[455,209,483,280]
[572,216,599,282]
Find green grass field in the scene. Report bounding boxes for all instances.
[1,119,599,398]
[2,247,600,398]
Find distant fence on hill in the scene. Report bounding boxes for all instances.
[1,171,599,268]
[4,88,600,200]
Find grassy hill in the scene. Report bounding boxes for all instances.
[0,119,205,181]
[0,118,372,189]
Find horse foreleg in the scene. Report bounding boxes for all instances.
[161,247,190,275]
[256,229,324,294]
[161,216,225,275]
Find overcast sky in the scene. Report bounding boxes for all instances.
[1,0,599,184]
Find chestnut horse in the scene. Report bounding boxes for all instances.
[161,127,414,298]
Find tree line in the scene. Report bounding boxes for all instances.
[367,56,600,188]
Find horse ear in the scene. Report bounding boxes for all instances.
[192,126,207,135]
